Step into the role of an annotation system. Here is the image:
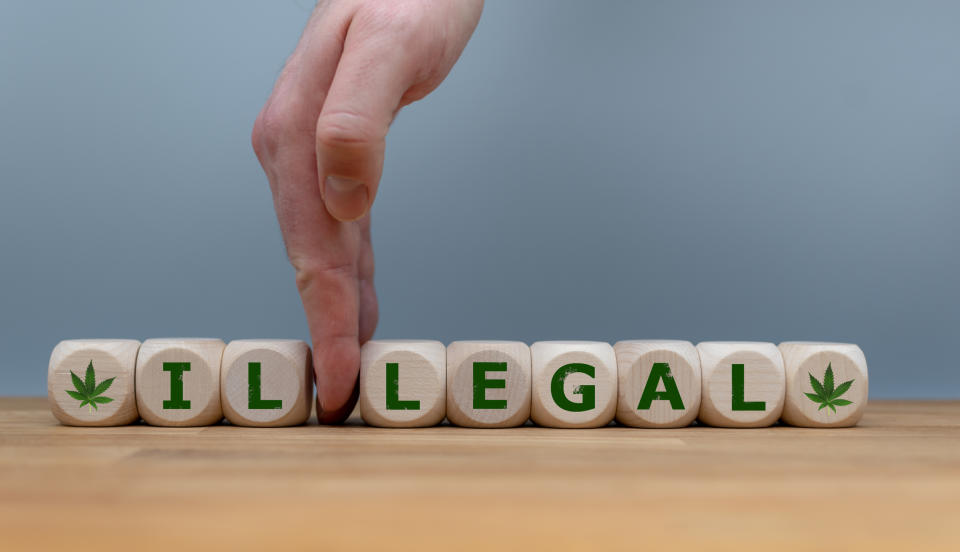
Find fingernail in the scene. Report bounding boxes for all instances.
[323,175,369,221]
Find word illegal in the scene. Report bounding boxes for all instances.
[48,339,868,429]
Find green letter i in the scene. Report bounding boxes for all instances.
[162,362,191,409]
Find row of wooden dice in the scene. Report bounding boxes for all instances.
[49,339,313,427]
[363,340,867,428]
[48,339,867,428]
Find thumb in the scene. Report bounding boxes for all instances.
[315,27,417,221]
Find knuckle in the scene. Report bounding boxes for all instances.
[315,110,385,151]
[252,99,311,160]
[291,257,356,295]
[251,115,269,161]
[251,104,288,160]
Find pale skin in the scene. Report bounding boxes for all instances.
[252,0,483,423]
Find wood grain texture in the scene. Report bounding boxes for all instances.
[136,338,225,427]
[220,340,313,427]
[698,342,785,428]
[47,339,140,426]
[615,340,701,428]
[359,340,446,427]
[530,341,617,428]
[446,340,531,428]
[2,398,958,551]
[779,341,868,427]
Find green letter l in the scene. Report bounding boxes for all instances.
[386,362,420,410]
[248,362,282,410]
[731,363,766,411]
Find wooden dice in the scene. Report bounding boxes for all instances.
[697,342,785,428]
[779,342,868,428]
[136,338,225,427]
[48,336,870,430]
[531,341,617,428]
[446,341,531,428]
[48,339,141,426]
[220,340,313,427]
[614,340,701,428]
[359,340,446,427]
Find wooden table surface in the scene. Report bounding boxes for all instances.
[1,398,958,551]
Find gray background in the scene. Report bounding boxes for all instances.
[1,1,957,397]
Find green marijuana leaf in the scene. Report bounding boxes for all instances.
[805,363,854,413]
[65,360,115,414]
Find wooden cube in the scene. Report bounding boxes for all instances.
[614,340,701,428]
[446,341,531,428]
[136,338,225,426]
[779,342,868,427]
[697,342,785,428]
[530,341,617,428]
[47,339,140,426]
[359,340,446,427]
[220,340,314,427]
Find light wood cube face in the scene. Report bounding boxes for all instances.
[779,342,868,428]
[220,340,314,427]
[697,342,785,428]
[48,339,140,426]
[614,340,701,428]
[136,338,225,426]
[531,341,617,428]
[359,340,446,427]
[446,341,531,428]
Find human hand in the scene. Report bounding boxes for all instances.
[252,0,483,423]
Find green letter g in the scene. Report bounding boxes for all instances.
[550,363,596,412]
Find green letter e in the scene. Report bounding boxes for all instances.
[473,362,507,409]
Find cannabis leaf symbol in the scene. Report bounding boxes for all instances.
[805,363,854,413]
[65,360,115,413]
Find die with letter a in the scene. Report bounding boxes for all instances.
[615,340,701,428]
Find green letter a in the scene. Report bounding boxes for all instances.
[637,362,685,410]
